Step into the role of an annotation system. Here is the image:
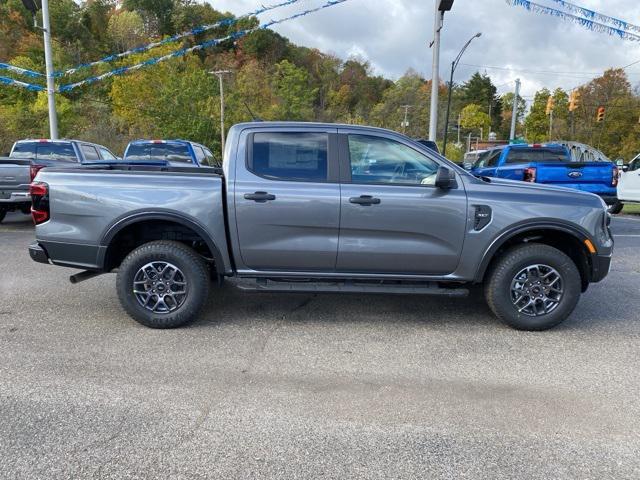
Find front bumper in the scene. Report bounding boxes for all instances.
[28,242,50,265]
[598,194,618,205]
[590,253,612,283]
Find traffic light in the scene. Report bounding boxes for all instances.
[545,96,555,115]
[569,90,580,112]
[597,106,606,123]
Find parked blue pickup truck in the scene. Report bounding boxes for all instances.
[471,144,620,212]
[123,139,219,167]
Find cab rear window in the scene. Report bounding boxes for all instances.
[12,142,77,162]
[505,148,569,164]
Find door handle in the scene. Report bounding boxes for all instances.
[349,195,381,206]
[244,191,276,202]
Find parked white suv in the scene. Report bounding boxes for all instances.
[618,154,640,209]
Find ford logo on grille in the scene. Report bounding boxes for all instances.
[568,171,583,178]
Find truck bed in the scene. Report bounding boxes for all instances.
[32,165,230,272]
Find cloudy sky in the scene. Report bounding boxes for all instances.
[210,0,640,102]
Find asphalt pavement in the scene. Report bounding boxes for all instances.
[1,212,639,479]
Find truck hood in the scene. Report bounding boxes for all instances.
[471,175,603,204]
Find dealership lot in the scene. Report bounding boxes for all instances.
[1,212,639,479]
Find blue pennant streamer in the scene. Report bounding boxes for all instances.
[506,0,640,42]
[0,75,46,91]
[0,62,45,78]
[547,0,640,35]
[58,0,349,92]
[57,0,303,77]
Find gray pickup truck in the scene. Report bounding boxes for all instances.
[0,139,119,222]
[28,122,613,331]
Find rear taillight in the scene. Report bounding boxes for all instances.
[29,181,49,225]
[612,167,619,187]
[30,164,44,182]
[524,167,537,183]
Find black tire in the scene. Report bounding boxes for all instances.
[116,240,210,328]
[0,210,5,224]
[484,244,581,331]
[608,201,623,214]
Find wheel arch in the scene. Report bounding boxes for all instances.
[99,211,227,274]
[475,221,594,291]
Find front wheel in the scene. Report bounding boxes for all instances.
[116,241,210,328]
[608,201,623,214]
[485,244,581,331]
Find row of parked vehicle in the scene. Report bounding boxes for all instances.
[464,142,639,214]
[0,138,219,222]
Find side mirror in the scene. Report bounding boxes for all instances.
[435,166,454,189]
[621,165,629,172]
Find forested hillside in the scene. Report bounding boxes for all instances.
[1,0,640,161]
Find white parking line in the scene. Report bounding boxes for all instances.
[614,234,640,238]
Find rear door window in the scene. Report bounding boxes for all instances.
[80,145,100,161]
[204,148,220,167]
[249,132,328,182]
[475,150,501,168]
[35,143,77,162]
[98,147,117,161]
[193,146,208,166]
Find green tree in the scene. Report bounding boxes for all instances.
[460,104,491,137]
[271,59,317,120]
[107,10,145,52]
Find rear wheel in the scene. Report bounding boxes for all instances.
[485,244,581,331]
[116,240,210,328]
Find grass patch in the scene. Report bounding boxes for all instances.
[621,203,640,215]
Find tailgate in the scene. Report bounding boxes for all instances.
[0,159,31,197]
[535,162,614,193]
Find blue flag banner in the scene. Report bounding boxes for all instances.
[506,0,640,41]
[58,0,349,92]
[547,0,640,35]
[0,75,46,91]
[0,62,46,78]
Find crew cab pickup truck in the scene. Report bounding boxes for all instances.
[123,139,219,167]
[0,139,119,222]
[28,122,613,331]
[471,144,619,211]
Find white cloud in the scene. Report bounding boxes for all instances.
[209,0,640,99]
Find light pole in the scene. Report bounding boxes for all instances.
[22,0,58,138]
[442,32,481,156]
[428,0,454,141]
[209,70,232,154]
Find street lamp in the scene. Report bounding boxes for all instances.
[442,32,481,156]
[428,0,455,141]
[209,70,232,154]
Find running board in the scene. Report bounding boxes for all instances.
[233,278,469,297]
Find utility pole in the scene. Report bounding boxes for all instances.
[509,78,520,141]
[400,105,412,134]
[41,0,58,139]
[457,113,461,144]
[209,70,231,154]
